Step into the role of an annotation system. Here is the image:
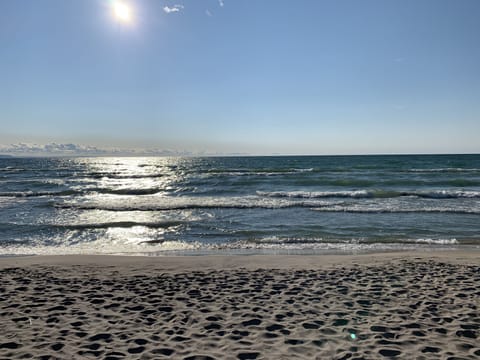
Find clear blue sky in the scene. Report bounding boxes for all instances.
[1,0,479,155]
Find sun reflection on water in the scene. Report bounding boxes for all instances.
[70,157,190,196]
[43,157,202,251]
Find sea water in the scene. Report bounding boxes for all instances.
[0,155,479,255]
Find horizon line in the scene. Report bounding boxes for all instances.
[1,152,479,158]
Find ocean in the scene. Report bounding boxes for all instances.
[0,154,479,256]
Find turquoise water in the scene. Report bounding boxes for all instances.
[0,155,479,255]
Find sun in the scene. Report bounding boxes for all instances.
[112,1,132,23]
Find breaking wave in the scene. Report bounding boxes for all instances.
[257,190,480,199]
[52,194,480,214]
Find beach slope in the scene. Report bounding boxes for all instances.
[1,251,479,359]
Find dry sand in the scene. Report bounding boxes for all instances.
[0,251,479,359]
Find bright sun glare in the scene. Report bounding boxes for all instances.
[113,1,132,23]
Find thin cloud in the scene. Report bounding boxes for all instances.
[205,9,212,17]
[163,5,184,14]
[219,0,224,7]
[0,143,195,157]
[0,143,107,156]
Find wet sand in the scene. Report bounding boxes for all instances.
[0,251,479,359]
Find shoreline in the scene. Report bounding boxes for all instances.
[1,249,479,269]
[1,243,479,261]
[1,250,479,359]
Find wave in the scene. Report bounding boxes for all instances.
[0,190,79,198]
[86,172,166,179]
[53,195,335,211]
[52,194,480,214]
[0,187,165,197]
[257,190,480,199]
[311,206,479,214]
[9,187,473,199]
[55,220,184,230]
[407,168,480,173]
[54,202,309,211]
[203,168,316,177]
[412,238,458,245]
[0,240,202,256]
[92,188,163,196]
[240,236,460,246]
[0,237,465,256]
[0,220,184,232]
[204,167,480,176]
[258,190,372,198]
[0,166,25,172]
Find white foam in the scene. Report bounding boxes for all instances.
[0,239,202,256]
[409,168,480,173]
[294,168,314,172]
[0,236,466,257]
[54,191,480,214]
[256,190,370,198]
[258,190,480,199]
[420,190,480,198]
[413,238,459,245]
[56,194,336,211]
[311,197,480,214]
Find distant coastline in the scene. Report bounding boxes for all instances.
[0,150,479,159]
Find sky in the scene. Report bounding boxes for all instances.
[1,0,479,156]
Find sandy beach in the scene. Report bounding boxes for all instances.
[1,251,479,359]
